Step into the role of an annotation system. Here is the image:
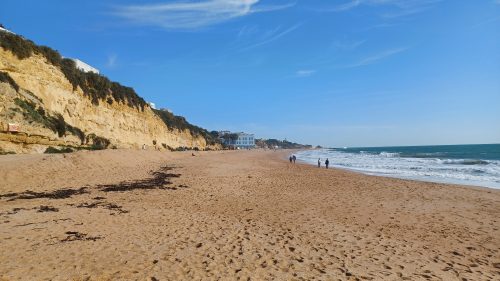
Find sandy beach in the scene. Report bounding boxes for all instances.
[0,149,499,281]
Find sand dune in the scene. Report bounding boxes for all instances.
[0,149,499,280]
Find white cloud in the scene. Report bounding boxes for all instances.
[347,47,407,67]
[295,69,316,77]
[112,0,294,30]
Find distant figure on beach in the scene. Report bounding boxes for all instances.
[289,156,293,163]
[325,158,329,169]
[142,144,146,150]
[318,158,321,168]
[292,155,296,163]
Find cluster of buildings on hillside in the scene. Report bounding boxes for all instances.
[217,132,309,150]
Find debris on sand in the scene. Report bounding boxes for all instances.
[0,207,28,216]
[37,205,59,212]
[97,166,180,193]
[0,166,184,203]
[61,231,102,242]
[76,201,129,214]
[0,187,89,201]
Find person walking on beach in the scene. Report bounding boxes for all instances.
[289,156,293,163]
[325,158,329,169]
[318,158,321,168]
[292,155,296,164]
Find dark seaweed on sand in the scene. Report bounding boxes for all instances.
[76,201,129,214]
[0,187,89,201]
[97,166,181,192]
[0,166,184,204]
[37,205,59,212]
[60,231,101,242]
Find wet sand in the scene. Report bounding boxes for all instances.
[0,149,499,280]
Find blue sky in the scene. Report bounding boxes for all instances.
[1,0,499,147]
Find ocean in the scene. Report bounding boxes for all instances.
[295,144,500,189]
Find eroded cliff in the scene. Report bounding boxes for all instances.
[0,32,219,154]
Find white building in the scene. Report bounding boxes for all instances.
[70,58,99,74]
[234,132,255,149]
[220,131,255,149]
[0,26,14,34]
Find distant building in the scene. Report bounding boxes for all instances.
[69,58,99,74]
[235,132,255,149]
[220,131,255,149]
[0,25,15,34]
[218,130,231,136]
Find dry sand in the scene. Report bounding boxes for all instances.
[0,149,499,281]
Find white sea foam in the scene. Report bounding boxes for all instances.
[379,152,400,158]
[296,149,500,189]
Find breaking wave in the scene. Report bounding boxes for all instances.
[295,147,500,189]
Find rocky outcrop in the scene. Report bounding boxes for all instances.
[0,46,218,154]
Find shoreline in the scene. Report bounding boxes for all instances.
[1,147,498,196]
[292,148,500,190]
[1,149,499,280]
[297,159,500,191]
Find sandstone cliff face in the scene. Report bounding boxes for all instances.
[0,48,214,154]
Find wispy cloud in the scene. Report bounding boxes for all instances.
[112,0,294,30]
[237,25,259,39]
[328,0,442,17]
[347,47,408,67]
[331,0,440,11]
[381,6,428,19]
[330,0,363,12]
[106,54,117,68]
[332,39,367,50]
[295,69,316,77]
[236,23,303,52]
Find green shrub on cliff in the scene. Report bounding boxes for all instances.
[85,133,110,150]
[0,31,146,111]
[255,138,312,149]
[13,98,85,143]
[44,146,74,154]
[67,124,85,144]
[51,114,67,138]
[38,45,63,66]
[0,71,20,91]
[153,109,220,146]
[0,32,33,59]
[14,98,48,126]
